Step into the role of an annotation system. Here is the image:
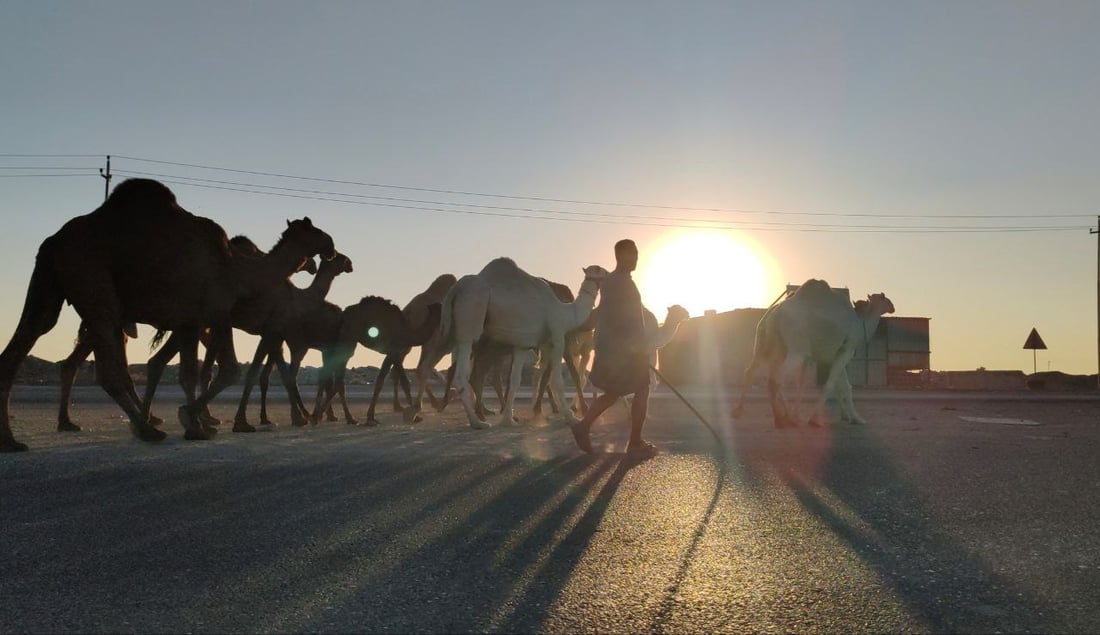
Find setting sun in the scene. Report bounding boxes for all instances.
[637,230,776,318]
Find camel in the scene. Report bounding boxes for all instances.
[473,278,592,420]
[55,249,319,433]
[310,296,443,424]
[137,238,333,430]
[0,178,335,452]
[229,251,355,430]
[343,274,456,427]
[731,279,895,427]
[409,257,608,429]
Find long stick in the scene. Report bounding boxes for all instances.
[650,365,723,447]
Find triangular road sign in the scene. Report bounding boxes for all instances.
[1023,328,1047,350]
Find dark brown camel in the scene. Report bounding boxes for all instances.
[312,296,443,425]
[56,247,319,433]
[0,178,335,452]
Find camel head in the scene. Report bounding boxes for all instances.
[320,253,354,276]
[297,257,318,275]
[865,293,895,316]
[282,217,337,261]
[665,304,690,325]
[582,265,610,284]
[343,295,407,351]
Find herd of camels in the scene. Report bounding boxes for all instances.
[0,178,894,452]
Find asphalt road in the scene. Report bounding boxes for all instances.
[1,385,1099,633]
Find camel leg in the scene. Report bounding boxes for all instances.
[452,340,488,429]
[814,350,856,427]
[57,328,94,432]
[563,349,586,416]
[189,324,239,425]
[364,356,394,426]
[496,348,524,427]
[0,263,67,452]
[405,344,443,423]
[545,339,578,426]
[258,356,276,426]
[273,345,311,427]
[835,372,865,424]
[91,327,166,442]
[143,331,182,427]
[173,326,215,440]
[233,338,273,432]
[731,357,759,419]
[770,356,804,428]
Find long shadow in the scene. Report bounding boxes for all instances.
[760,417,1072,632]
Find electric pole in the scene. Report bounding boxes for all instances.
[1093,216,1099,390]
[99,155,111,201]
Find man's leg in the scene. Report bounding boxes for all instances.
[571,391,620,453]
[626,381,654,453]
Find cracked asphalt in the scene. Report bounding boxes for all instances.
[1,385,1098,633]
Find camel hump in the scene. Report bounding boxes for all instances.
[105,178,178,207]
[479,257,520,276]
[229,235,263,255]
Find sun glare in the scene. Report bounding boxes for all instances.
[637,230,775,318]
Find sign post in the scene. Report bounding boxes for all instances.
[1023,328,1047,375]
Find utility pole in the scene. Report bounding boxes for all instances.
[99,155,111,201]
[1093,216,1099,390]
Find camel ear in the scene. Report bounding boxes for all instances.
[286,219,291,227]
[304,216,313,227]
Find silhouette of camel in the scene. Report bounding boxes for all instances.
[0,179,335,452]
[55,245,320,433]
[228,251,355,430]
[311,296,443,424]
[732,279,895,427]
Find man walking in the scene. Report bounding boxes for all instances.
[571,239,656,456]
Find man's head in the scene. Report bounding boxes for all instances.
[614,239,638,272]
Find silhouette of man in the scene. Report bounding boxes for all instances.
[571,239,656,455]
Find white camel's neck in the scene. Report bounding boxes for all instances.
[566,278,601,329]
[652,315,685,349]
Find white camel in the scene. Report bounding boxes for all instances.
[732,279,894,427]
[410,257,608,428]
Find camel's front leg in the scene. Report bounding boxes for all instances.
[545,339,578,426]
[452,340,489,429]
[834,372,865,424]
[497,348,524,427]
[813,349,856,427]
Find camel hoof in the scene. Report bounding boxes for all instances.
[136,425,167,443]
[233,420,255,433]
[470,418,492,430]
[291,416,308,428]
[198,412,220,427]
[403,407,421,424]
[149,413,165,427]
[0,439,29,452]
[346,417,359,425]
[57,420,82,432]
[184,427,213,441]
[361,418,380,428]
[259,417,274,427]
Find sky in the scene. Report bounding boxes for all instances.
[1,1,1098,377]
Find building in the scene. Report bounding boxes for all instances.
[658,286,930,388]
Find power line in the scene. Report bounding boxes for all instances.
[111,154,1096,221]
[144,176,1087,234]
[112,168,1087,232]
[0,173,99,178]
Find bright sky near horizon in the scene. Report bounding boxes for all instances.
[1,1,1098,376]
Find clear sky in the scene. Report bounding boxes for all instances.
[2,1,1098,376]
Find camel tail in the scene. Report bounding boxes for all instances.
[438,286,456,343]
[150,329,170,352]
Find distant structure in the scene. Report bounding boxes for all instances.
[659,284,930,388]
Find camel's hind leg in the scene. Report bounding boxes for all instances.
[0,259,67,452]
[58,326,94,432]
[83,319,165,443]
